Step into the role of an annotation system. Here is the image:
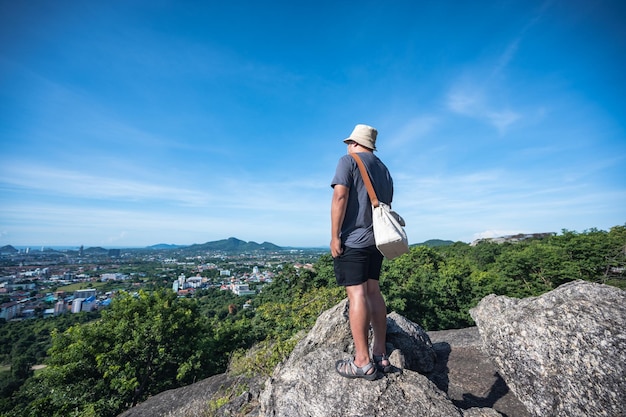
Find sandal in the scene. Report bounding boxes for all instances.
[335,358,378,381]
[373,353,393,373]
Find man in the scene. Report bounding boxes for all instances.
[331,124,393,380]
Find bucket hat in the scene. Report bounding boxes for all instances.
[343,124,377,150]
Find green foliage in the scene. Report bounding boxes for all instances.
[4,290,215,417]
[204,380,250,417]
[380,226,626,330]
[0,310,99,409]
[229,335,301,377]
[380,246,476,330]
[195,287,247,319]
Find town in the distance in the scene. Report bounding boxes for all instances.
[0,237,327,321]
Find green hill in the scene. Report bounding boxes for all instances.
[187,237,282,252]
[415,239,455,247]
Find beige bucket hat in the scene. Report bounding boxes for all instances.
[343,124,377,150]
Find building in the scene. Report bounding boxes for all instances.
[186,277,203,288]
[0,301,20,320]
[230,283,255,296]
[100,273,128,281]
[81,296,97,312]
[470,232,556,246]
[54,300,67,315]
[74,289,97,299]
[71,298,85,313]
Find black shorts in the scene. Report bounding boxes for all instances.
[333,245,384,287]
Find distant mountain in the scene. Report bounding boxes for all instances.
[147,243,186,250]
[84,247,108,254]
[186,237,282,252]
[0,245,18,254]
[414,239,456,247]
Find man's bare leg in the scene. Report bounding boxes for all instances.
[345,281,372,369]
[366,279,387,357]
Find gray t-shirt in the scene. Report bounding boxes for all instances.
[331,152,394,248]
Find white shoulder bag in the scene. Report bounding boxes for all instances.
[351,153,410,259]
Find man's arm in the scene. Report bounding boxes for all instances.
[331,184,349,258]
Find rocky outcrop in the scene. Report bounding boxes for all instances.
[259,299,508,417]
[470,280,626,417]
[118,280,624,417]
[117,373,264,417]
[269,299,437,376]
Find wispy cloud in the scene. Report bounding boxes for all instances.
[445,1,555,134]
[445,80,522,134]
[0,199,328,247]
[492,0,553,79]
[393,166,625,243]
[388,116,439,147]
[486,110,521,133]
[491,38,521,79]
[446,89,482,115]
[0,164,212,206]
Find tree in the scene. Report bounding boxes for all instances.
[10,290,214,417]
[381,246,444,329]
[605,225,626,287]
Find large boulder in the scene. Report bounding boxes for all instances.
[259,299,497,417]
[470,280,626,417]
[282,299,437,375]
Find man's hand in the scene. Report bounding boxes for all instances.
[330,237,343,258]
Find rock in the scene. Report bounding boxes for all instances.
[285,299,437,375]
[261,347,465,417]
[428,327,529,417]
[462,408,506,417]
[386,311,437,373]
[116,373,264,417]
[260,299,483,417]
[470,280,626,417]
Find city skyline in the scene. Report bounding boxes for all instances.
[1,0,625,248]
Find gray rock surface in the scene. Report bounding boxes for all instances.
[470,280,626,417]
[282,299,437,375]
[117,373,263,417]
[114,325,525,416]
[259,299,499,417]
[117,299,527,417]
[387,311,437,373]
[261,347,465,417]
[428,327,529,417]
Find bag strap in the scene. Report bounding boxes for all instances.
[350,153,379,208]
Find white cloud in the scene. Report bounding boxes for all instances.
[486,110,521,133]
[491,38,521,79]
[446,90,481,115]
[391,166,626,244]
[445,83,522,134]
[0,164,212,206]
[442,2,556,134]
[388,116,439,147]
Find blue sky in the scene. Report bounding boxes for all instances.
[1,0,624,248]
